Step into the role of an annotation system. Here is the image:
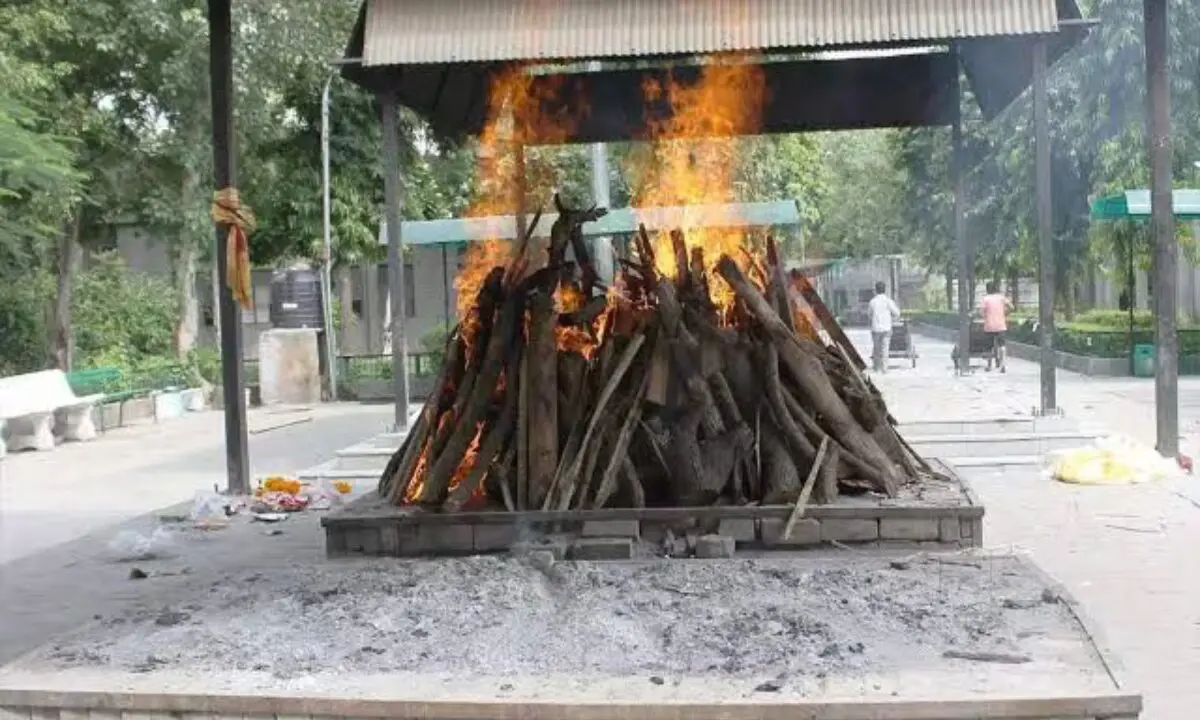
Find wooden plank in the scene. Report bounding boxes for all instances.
[792,271,866,371]
[525,290,558,509]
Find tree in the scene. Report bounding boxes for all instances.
[809,131,906,260]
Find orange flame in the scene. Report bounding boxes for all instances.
[630,57,767,315]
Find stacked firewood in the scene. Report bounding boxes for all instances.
[379,198,924,512]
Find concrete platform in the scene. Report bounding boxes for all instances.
[0,554,1140,719]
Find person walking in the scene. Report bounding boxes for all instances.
[868,281,900,373]
[980,280,1014,373]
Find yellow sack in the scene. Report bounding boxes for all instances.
[1046,435,1179,485]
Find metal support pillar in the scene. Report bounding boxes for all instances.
[952,100,970,375]
[206,0,249,495]
[320,74,339,400]
[587,60,614,282]
[380,90,410,432]
[441,244,451,330]
[1145,0,1178,456]
[1033,37,1057,413]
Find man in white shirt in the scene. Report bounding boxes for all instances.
[867,281,901,373]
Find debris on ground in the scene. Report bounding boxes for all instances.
[190,490,233,530]
[252,475,351,513]
[107,527,174,562]
[1046,435,1184,485]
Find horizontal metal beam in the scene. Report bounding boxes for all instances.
[359,53,960,143]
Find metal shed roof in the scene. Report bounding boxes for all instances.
[361,0,1062,67]
[343,0,1087,134]
[383,200,801,246]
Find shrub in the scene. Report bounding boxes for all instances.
[0,270,53,375]
[73,251,176,367]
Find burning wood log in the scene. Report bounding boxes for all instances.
[377,200,922,512]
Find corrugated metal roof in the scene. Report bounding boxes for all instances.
[382,200,801,246]
[362,0,1062,67]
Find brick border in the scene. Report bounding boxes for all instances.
[323,461,987,557]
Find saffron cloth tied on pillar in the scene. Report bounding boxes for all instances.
[211,187,256,309]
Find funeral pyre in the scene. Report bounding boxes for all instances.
[378,58,925,512]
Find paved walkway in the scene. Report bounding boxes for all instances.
[0,403,393,564]
[872,329,1200,719]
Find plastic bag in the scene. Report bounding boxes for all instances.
[108,527,174,562]
[1045,434,1182,485]
[190,490,230,529]
[304,478,346,511]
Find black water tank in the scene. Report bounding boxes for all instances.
[269,267,324,329]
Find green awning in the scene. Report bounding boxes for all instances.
[382,200,802,247]
[1090,189,1200,220]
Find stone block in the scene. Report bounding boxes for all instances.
[569,537,634,560]
[0,708,31,720]
[820,518,879,543]
[581,519,641,538]
[345,527,381,554]
[474,523,520,552]
[717,517,756,542]
[512,537,569,560]
[939,516,961,542]
[325,527,347,555]
[760,517,821,546]
[411,524,474,555]
[379,525,403,555]
[695,534,736,559]
[879,517,940,542]
[960,517,983,547]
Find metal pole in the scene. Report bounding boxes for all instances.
[1145,0,1178,456]
[1033,37,1057,413]
[206,0,249,495]
[952,77,970,375]
[320,74,339,400]
[587,61,613,282]
[380,90,410,431]
[441,244,451,330]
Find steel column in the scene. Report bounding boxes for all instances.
[1033,37,1057,412]
[952,88,970,374]
[320,74,339,400]
[380,90,410,431]
[1145,0,1178,456]
[206,0,249,495]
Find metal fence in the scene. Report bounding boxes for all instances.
[337,352,441,382]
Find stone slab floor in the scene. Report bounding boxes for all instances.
[868,328,1200,719]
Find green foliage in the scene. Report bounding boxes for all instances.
[73,252,176,367]
[809,131,907,259]
[0,270,54,376]
[886,0,1200,308]
[1071,308,1156,329]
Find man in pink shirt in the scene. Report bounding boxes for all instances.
[979,281,1014,373]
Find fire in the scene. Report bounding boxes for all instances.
[454,64,587,327]
[447,422,485,495]
[553,280,601,358]
[631,57,768,315]
[404,443,430,504]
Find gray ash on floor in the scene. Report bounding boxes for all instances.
[41,554,1056,682]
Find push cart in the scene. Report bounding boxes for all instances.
[951,318,1000,371]
[888,320,918,368]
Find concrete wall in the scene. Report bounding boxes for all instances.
[107,224,464,361]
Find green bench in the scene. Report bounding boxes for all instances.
[66,365,189,430]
